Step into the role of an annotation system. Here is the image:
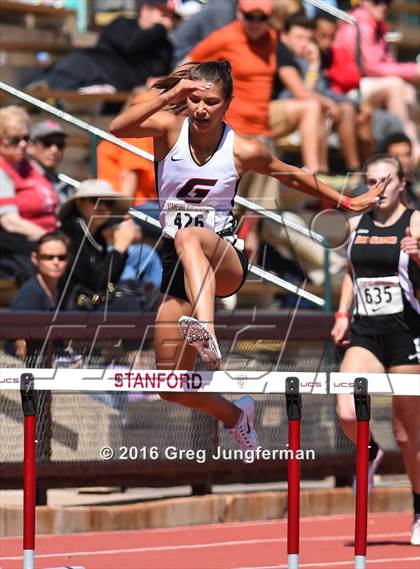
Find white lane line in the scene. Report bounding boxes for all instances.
[0,532,411,561]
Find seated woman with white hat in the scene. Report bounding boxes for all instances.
[58,179,162,312]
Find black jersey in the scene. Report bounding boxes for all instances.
[348,208,420,336]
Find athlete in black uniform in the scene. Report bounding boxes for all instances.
[331,154,420,545]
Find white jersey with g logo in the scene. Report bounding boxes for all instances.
[156,118,240,237]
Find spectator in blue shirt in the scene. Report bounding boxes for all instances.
[10,231,69,360]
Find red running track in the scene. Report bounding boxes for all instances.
[0,512,419,569]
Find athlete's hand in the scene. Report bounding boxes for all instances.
[401,226,420,264]
[164,79,212,105]
[331,316,350,345]
[346,175,391,212]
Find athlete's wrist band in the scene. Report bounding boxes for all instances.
[335,312,350,319]
[340,196,352,210]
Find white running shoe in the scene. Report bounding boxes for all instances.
[178,316,221,370]
[353,446,384,495]
[228,396,259,463]
[411,514,420,546]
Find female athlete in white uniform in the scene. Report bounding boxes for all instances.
[111,61,387,456]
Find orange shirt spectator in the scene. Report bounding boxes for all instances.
[188,17,277,136]
[97,136,155,207]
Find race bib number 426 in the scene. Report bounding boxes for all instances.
[355,276,403,317]
[163,199,215,239]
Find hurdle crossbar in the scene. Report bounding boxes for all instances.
[1,370,419,395]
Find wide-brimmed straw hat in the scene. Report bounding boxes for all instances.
[58,179,132,219]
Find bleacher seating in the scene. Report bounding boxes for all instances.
[389,0,420,54]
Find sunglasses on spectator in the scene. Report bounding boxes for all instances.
[39,254,68,261]
[242,11,270,22]
[36,137,66,150]
[371,0,392,5]
[85,197,115,208]
[3,135,30,146]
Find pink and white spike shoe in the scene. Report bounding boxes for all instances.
[178,316,221,370]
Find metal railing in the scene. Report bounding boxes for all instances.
[0,81,332,309]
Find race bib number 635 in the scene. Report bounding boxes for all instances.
[355,276,403,317]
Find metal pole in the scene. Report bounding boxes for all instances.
[20,373,37,569]
[90,133,98,178]
[303,0,357,24]
[234,195,325,243]
[322,240,332,313]
[0,81,154,162]
[286,377,302,569]
[353,377,370,569]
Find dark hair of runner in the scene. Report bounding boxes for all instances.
[154,60,233,114]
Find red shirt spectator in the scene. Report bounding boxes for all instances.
[0,157,58,232]
[0,106,58,239]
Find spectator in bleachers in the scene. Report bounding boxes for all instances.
[313,12,403,162]
[98,90,161,239]
[271,13,360,174]
[186,0,276,139]
[172,0,303,67]
[271,0,303,32]
[9,231,69,360]
[28,0,180,93]
[0,106,59,283]
[172,0,237,65]
[329,0,420,159]
[59,179,161,311]
[10,231,69,312]
[382,132,419,208]
[27,119,71,204]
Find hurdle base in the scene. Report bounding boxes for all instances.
[44,566,86,569]
[354,555,366,569]
[23,549,34,569]
[288,553,299,568]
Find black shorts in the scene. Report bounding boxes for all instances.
[160,236,249,303]
[349,329,420,367]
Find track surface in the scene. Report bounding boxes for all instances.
[1,512,419,568]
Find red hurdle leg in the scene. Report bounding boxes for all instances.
[354,377,371,569]
[286,377,302,569]
[21,373,37,569]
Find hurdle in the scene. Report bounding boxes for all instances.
[285,377,302,569]
[20,373,85,569]
[353,377,371,569]
[2,369,419,569]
